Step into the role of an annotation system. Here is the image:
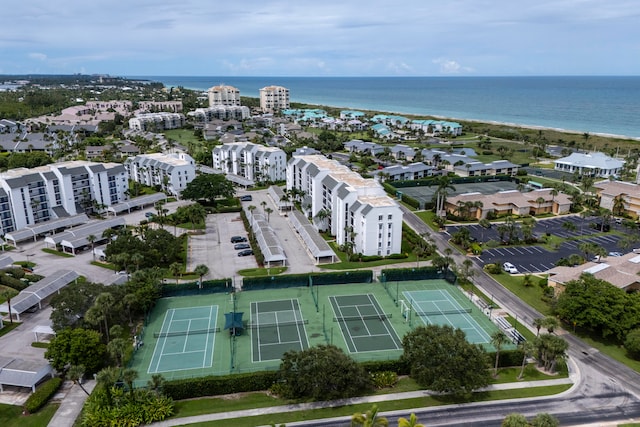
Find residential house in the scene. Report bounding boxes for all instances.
[547,253,640,293]
[344,140,384,156]
[374,163,436,182]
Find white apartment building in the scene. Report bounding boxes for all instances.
[0,161,129,234]
[287,155,403,256]
[212,142,286,184]
[125,153,196,196]
[189,106,250,122]
[260,86,290,113]
[207,85,241,107]
[128,112,185,132]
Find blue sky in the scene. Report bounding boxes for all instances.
[1,0,639,77]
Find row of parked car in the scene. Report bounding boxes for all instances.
[230,235,253,256]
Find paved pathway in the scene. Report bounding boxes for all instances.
[148,377,575,427]
[47,379,96,427]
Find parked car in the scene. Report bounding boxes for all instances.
[230,236,248,243]
[240,195,252,201]
[503,262,518,274]
[608,251,623,257]
[145,212,154,218]
[234,243,250,250]
[237,249,254,257]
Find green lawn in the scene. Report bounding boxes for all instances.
[318,241,417,270]
[488,273,553,316]
[414,210,441,231]
[174,385,571,426]
[0,403,59,427]
[41,248,74,258]
[237,267,288,277]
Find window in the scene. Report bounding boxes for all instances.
[378,215,383,221]
[388,214,392,220]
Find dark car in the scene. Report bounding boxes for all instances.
[240,195,252,201]
[237,249,254,257]
[230,236,248,243]
[234,243,250,250]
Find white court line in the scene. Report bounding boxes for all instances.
[150,309,176,374]
[330,296,358,352]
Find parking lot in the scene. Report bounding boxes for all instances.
[445,215,637,274]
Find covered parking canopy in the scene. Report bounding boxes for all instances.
[0,357,54,392]
[4,214,89,246]
[44,217,125,251]
[289,210,336,264]
[3,270,79,321]
[107,193,167,215]
[246,209,287,267]
[268,185,292,211]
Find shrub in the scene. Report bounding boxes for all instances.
[370,371,398,389]
[483,263,502,274]
[469,243,482,255]
[163,371,278,400]
[24,377,63,414]
[386,253,409,260]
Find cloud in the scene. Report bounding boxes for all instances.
[28,52,48,61]
[432,59,474,75]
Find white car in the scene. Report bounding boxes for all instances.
[503,262,518,274]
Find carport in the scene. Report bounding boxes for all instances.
[106,193,167,216]
[246,210,287,267]
[44,218,125,253]
[0,357,54,393]
[4,214,89,247]
[288,210,336,264]
[3,270,79,321]
[268,185,292,211]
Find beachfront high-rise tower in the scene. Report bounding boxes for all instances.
[207,85,241,107]
[259,85,290,113]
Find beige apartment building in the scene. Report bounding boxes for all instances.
[207,85,241,107]
[260,85,290,112]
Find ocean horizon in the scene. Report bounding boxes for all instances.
[130,76,640,140]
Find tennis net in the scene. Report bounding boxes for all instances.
[154,327,220,338]
[415,308,472,317]
[247,319,309,329]
[333,313,392,322]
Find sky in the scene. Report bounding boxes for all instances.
[1,0,639,77]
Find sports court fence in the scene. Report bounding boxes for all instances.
[380,266,457,284]
[388,174,514,189]
[161,278,233,297]
[242,270,373,290]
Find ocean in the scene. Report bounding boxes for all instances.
[129,76,640,139]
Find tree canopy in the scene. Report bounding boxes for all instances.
[556,273,640,341]
[181,174,235,204]
[401,324,491,396]
[45,328,107,375]
[277,344,371,400]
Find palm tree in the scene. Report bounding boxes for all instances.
[87,234,96,260]
[533,317,545,337]
[147,374,165,395]
[96,367,121,406]
[67,365,90,396]
[491,330,509,376]
[542,316,559,334]
[561,221,577,234]
[397,413,424,427]
[535,196,546,214]
[247,204,257,217]
[314,208,331,231]
[0,288,18,324]
[261,200,267,212]
[612,194,626,217]
[351,404,389,427]
[169,262,182,284]
[517,341,535,379]
[265,207,274,222]
[194,264,209,287]
[122,368,138,395]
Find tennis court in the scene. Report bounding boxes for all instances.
[329,294,403,353]
[399,180,519,207]
[403,289,491,344]
[250,299,309,362]
[148,305,219,374]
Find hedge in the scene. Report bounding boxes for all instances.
[242,270,374,290]
[163,371,278,400]
[401,193,420,209]
[24,377,63,414]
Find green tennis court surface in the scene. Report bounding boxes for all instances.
[148,305,219,374]
[329,294,402,353]
[403,289,491,344]
[128,279,511,386]
[250,299,309,362]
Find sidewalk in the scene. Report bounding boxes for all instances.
[47,379,96,427]
[148,377,575,427]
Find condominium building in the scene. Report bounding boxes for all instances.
[188,106,250,122]
[128,113,185,132]
[594,180,640,219]
[0,161,128,234]
[212,142,286,184]
[207,85,241,107]
[259,85,290,113]
[287,155,403,256]
[125,153,196,196]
